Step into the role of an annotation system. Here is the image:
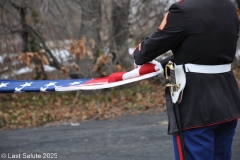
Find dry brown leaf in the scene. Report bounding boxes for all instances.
[88,38,95,48]
[61,66,70,75]
[73,64,81,71]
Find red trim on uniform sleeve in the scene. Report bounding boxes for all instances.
[177,0,184,4]
[133,43,141,54]
[237,8,240,19]
[159,12,169,30]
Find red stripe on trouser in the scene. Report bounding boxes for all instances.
[176,135,184,160]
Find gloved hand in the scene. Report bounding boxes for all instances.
[150,60,163,72]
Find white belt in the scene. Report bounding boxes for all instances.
[176,63,231,74]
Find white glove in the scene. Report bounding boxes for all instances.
[150,60,163,72]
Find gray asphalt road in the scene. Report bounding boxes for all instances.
[0,112,239,160]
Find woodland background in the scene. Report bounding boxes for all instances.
[1,0,240,129]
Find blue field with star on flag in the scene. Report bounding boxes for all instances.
[0,79,92,93]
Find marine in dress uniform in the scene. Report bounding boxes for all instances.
[133,0,240,159]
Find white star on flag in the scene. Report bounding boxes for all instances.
[0,82,9,88]
[70,81,82,85]
[20,82,33,87]
[14,87,24,93]
[40,87,47,92]
[44,82,57,87]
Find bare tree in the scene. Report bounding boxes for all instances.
[78,0,101,47]
[110,0,132,70]
[129,0,170,43]
[0,0,172,80]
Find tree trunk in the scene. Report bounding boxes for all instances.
[111,0,132,70]
[72,0,103,78]
[10,1,61,79]
[79,0,102,49]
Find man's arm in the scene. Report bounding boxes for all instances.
[133,3,185,65]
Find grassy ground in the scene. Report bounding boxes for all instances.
[0,79,166,130]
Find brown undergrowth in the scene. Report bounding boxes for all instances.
[0,79,166,130]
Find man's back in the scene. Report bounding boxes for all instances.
[173,0,239,65]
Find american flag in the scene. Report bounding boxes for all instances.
[0,63,162,93]
[0,78,93,93]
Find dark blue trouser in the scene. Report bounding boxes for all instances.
[172,120,238,160]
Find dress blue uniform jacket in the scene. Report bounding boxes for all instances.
[133,0,240,131]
